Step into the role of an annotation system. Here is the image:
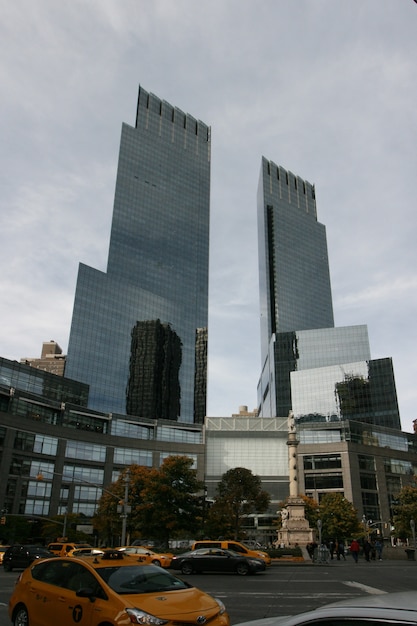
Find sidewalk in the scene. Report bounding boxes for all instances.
[271,544,416,564]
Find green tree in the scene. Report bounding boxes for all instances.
[208,467,270,540]
[140,456,204,547]
[392,484,417,540]
[318,493,361,540]
[203,498,234,539]
[93,465,156,545]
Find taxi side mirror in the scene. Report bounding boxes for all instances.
[76,588,96,603]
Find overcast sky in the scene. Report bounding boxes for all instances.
[1,1,416,432]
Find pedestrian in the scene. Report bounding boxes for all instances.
[329,539,335,560]
[363,539,372,562]
[375,539,383,560]
[350,539,360,563]
[337,540,346,561]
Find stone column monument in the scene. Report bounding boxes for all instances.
[276,412,314,547]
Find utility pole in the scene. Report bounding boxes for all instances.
[120,469,131,546]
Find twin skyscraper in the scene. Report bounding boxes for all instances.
[65,86,401,430]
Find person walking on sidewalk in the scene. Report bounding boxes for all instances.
[350,539,360,563]
[337,540,346,561]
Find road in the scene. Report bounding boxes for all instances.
[1,559,417,625]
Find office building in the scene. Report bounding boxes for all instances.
[65,86,210,423]
[0,356,204,527]
[20,341,66,377]
[257,158,401,431]
[204,413,417,544]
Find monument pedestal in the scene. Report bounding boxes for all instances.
[277,497,314,547]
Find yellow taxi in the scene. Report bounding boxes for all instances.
[117,545,174,568]
[8,549,230,626]
[0,545,10,564]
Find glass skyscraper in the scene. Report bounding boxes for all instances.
[65,86,210,423]
[257,157,401,430]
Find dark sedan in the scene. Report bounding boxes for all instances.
[170,548,266,576]
[3,544,56,571]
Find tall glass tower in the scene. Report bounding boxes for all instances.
[65,87,210,423]
[257,158,401,430]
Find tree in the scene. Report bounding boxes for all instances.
[318,493,361,540]
[392,484,417,540]
[140,456,204,547]
[93,465,155,545]
[208,467,270,540]
[94,458,204,547]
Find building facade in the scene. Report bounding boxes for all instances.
[65,86,211,423]
[0,357,204,534]
[20,341,66,377]
[257,158,401,432]
[204,414,417,544]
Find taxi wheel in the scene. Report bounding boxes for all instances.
[236,563,250,576]
[152,559,161,566]
[13,604,29,626]
[180,561,194,575]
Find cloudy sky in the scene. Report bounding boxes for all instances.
[1,1,416,432]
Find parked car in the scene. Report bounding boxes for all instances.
[0,545,10,564]
[234,590,417,626]
[170,547,266,575]
[66,547,105,557]
[3,544,56,571]
[116,545,174,567]
[192,540,271,566]
[8,550,230,626]
[47,542,92,556]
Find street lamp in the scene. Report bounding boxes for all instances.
[117,469,131,546]
[362,514,369,539]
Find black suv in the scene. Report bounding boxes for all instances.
[3,544,56,571]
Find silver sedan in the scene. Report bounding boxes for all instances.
[235,591,417,626]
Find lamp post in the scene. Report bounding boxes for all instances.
[362,514,369,539]
[117,469,131,546]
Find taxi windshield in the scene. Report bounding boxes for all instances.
[96,564,190,594]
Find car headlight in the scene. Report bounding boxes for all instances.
[125,608,168,625]
[247,559,261,566]
[214,598,227,615]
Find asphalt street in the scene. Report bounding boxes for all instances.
[1,558,417,625]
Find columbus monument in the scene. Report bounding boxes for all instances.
[276,412,314,547]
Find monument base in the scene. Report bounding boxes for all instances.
[276,497,315,547]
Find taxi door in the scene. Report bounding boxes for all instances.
[27,560,100,626]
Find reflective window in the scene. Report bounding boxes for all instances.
[111,419,154,439]
[303,455,341,470]
[157,426,202,444]
[63,465,104,484]
[14,432,57,455]
[66,440,106,462]
[113,448,152,466]
[384,459,414,475]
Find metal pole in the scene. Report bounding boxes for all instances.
[317,519,322,545]
[121,469,130,547]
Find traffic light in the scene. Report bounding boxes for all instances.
[0,516,6,525]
